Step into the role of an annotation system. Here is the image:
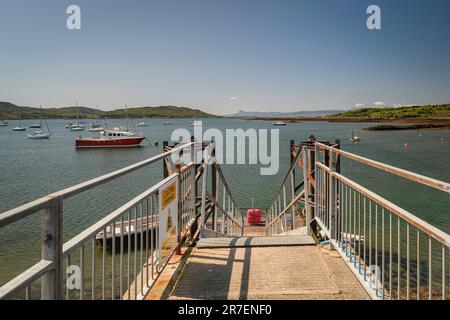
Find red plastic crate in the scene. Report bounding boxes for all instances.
[247,208,262,224]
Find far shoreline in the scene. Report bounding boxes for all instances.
[237,116,450,131]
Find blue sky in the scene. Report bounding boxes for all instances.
[0,0,449,114]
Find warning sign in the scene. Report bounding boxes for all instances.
[158,177,178,266]
[166,208,173,232]
[161,182,176,210]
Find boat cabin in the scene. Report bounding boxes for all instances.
[100,129,133,138]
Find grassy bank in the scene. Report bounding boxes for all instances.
[240,104,450,125]
[330,104,450,120]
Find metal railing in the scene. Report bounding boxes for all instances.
[265,146,305,235]
[314,142,450,300]
[200,143,244,238]
[0,142,196,300]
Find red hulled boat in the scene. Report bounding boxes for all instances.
[75,128,145,148]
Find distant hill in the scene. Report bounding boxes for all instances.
[226,109,346,118]
[0,102,217,119]
[106,105,216,118]
[330,104,450,119]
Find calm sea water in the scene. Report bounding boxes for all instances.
[0,118,449,284]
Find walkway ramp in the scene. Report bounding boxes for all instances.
[168,243,370,300]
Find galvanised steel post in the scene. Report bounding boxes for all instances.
[162,141,169,178]
[175,158,182,255]
[290,140,296,230]
[40,198,62,300]
[328,151,337,240]
[314,143,319,223]
[303,146,311,235]
[190,136,196,235]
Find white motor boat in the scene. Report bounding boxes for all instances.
[70,124,84,131]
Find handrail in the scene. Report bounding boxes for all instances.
[266,191,304,228]
[266,146,304,211]
[0,260,53,299]
[63,173,178,255]
[0,142,194,227]
[313,143,450,300]
[199,142,243,236]
[316,161,450,246]
[205,192,243,227]
[315,142,450,193]
[212,161,244,223]
[333,171,450,247]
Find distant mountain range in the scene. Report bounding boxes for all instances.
[0,102,217,119]
[225,109,347,118]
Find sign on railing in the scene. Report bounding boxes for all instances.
[158,176,178,267]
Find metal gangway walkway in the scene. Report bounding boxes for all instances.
[0,137,449,300]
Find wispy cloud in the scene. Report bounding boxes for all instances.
[392,103,417,108]
[374,101,385,108]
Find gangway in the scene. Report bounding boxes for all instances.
[0,136,449,300]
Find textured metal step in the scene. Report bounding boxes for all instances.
[197,235,316,248]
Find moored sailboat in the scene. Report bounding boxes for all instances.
[350,129,361,142]
[28,108,51,139]
[70,102,85,131]
[12,118,26,131]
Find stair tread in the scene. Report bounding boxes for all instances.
[197,235,316,248]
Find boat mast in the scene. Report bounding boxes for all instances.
[39,106,43,130]
[76,101,79,125]
[125,104,128,130]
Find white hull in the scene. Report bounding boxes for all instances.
[28,134,51,139]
